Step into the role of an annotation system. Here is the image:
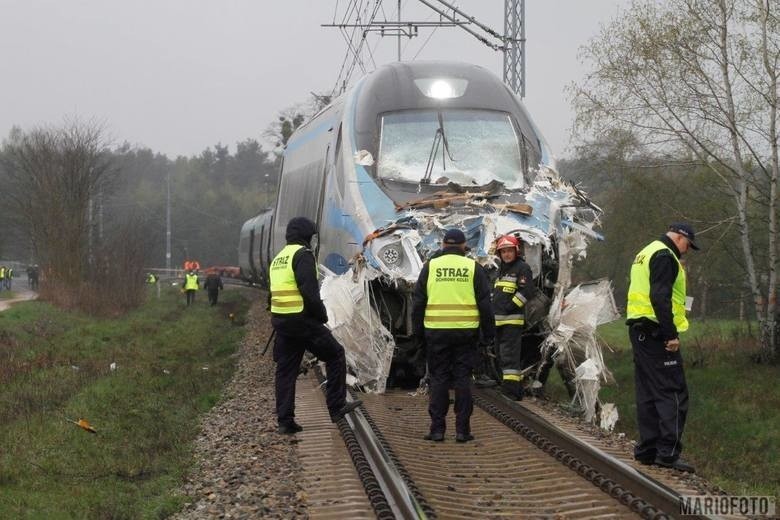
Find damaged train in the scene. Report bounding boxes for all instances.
[240,61,618,419]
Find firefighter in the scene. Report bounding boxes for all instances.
[492,235,535,400]
[183,270,199,306]
[413,228,495,443]
[626,223,698,473]
[269,216,362,434]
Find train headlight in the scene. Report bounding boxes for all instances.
[414,78,468,99]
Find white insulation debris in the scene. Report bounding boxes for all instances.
[319,171,621,430]
[320,266,395,393]
[540,277,620,426]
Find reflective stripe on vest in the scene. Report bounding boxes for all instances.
[270,244,305,314]
[424,255,479,329]
[626,240,689,332]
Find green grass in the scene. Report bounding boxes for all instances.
[544,319,780,498]
[0,290,17,300]
[0,286,251,519]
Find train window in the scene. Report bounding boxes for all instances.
[377,109,525,188]
[276,159,325,225]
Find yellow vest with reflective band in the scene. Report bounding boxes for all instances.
[424,254,479,329]
[627,240,689,332]
[270,244,306,314]
[184,273,198,290]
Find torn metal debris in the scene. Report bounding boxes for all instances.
[320,164,619,424]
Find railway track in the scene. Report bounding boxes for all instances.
[296,370,717,519]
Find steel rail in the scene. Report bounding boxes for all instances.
[475,388,718,520]
[314,367,428,519]
[346,398,430,519]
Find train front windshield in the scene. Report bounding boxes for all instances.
[378,109,526,188]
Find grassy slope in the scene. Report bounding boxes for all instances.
[544,319,779,498]
[0,287,251,519]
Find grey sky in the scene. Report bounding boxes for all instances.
[0,1,629,159]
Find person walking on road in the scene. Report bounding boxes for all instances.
[626,223,699,473]
[269,216,361,435]
[412,228,495,443]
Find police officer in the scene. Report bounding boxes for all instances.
[626,223,698,473]
[413,228,495,443]
[492,235,535,400]
[270,217,361,434]
[184,270,199,306]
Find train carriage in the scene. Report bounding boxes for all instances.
[239,60,603,389]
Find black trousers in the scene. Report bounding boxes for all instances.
[496,324,524,398]
[185,289,196,306]
[629,325,689,462]
[425,329,479,435]
[207,288,219,305]
[272,317,347,426]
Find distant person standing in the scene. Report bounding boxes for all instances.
[183,270,199,307]
[412,229,495,443]
[626,223,699,473]
[203,272,224,306]
[0,265,5,292]
[5,267,12,290]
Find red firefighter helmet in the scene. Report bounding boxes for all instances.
[495,235,520,251]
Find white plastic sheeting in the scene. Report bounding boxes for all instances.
[541,277,620,425]
[320,266,396,393]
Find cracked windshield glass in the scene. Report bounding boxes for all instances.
[378,109,525,188]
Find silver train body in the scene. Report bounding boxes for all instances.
[239,61,600,384]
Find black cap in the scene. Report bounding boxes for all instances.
[443,228,466,245]
[669,223,699,250]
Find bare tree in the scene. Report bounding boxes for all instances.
[573,0,779,361]
[0,120,119,308]
[263,92,333,154]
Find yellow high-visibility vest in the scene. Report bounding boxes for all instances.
[424,254,479,329]
[627,240,689,332]
[184,273,199,290]
[270,244,306,314]
[0,267,4,279]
